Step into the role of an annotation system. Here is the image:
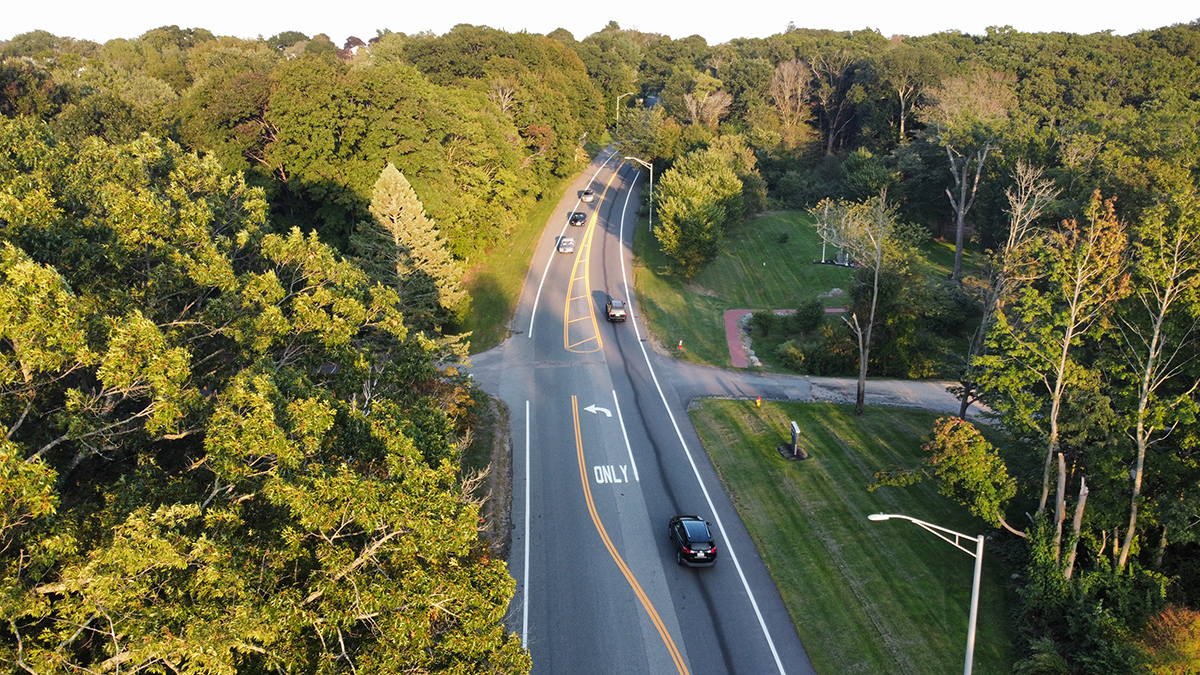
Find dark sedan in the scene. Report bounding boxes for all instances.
[568,211,587,225]
[668,515,717,567]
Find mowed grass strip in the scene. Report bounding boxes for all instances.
[462,170,582,353]
[633,211,853,367]
[690,400,1014,675]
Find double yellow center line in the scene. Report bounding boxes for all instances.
[571,395,689,675]
[563,166,624,353]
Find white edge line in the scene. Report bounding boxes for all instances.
[527,150,616,338]
[611,389,640,482]
[522,400,530,645]
[617,167,788,675]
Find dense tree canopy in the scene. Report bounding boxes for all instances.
[5,17,1200,674]
[0,119,528,674]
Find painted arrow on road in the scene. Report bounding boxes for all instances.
[584,405,612,417]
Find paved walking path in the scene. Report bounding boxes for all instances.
[470,339,988,421]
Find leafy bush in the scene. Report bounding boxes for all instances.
[776,339,807,372]
[741,172,769,215]
[924,280,978,336]
[793,298,825,333]
[777,231,790,245]
[840,147,897,201]
[804,324,857,376]
[749,310,776,337]
[775,156,841,209]
[1013,517,1167,675]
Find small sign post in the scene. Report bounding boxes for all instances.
[790,421,801,458]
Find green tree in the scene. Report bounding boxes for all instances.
[351,163,468,332]
[1112,189,1200,570]
[654,146,744,278]
[0,123,528,674]
[874,42,946,142]
[871,417,1024,537]
[978,192,1129,536]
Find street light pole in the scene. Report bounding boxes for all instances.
[868,513,985,675]
[624,156,653,233]
[615,91,635,137]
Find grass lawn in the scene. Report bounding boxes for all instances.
[632,211,855,367]
[632,210,987,371]
[920,236,982,280]
[691,400,1015,675]
[461,170,583,353]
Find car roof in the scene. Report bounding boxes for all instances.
[681,519,712,542]
[610,300,624,307]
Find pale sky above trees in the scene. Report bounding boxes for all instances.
[4,0,1196,46]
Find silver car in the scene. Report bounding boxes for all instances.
[557,237,575,254]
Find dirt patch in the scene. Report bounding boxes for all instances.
[473,395,514,560]
[640,321,676,358]
[776,443,809,460]
[687,282,719,298]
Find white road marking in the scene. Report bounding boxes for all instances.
[612,389,640,482]
[617,170,787,675]
[522,400,530,645]
[584,404,612,417]
[528,151,616,339]
[593,464,627,484]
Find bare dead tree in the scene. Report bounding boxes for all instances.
[810,50,857,155]
[955,161,1058,417]
[944,143,990,281]
[683,90,732,129]
[487,78,517,118]
[770,59,813,134]
[920,71,1015,280]
[838,193,895,415]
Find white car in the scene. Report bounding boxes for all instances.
[557,237,575,254]
[581,188,595,203]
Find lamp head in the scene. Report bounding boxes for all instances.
[867,513,890,521]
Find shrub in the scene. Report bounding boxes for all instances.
[776,340,807,372]
[924,280,978,336]
[777,231,790,245]
[749,310,776,337]
[741,172,768,216]
[793,298,825,333]
[806,324,857,375]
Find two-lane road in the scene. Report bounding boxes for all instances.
[471,150,815,675]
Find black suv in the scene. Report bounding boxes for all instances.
[668,515,717,567]
[568,211,587,226]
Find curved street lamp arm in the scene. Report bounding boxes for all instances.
[869,513,980,557]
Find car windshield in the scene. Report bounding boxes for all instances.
[682,520,711,543]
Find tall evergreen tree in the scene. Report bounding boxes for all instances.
[352,163,468,332]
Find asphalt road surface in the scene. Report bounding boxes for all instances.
[469,149,816,675]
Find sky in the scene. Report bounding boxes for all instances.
[3,0,1197,45]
